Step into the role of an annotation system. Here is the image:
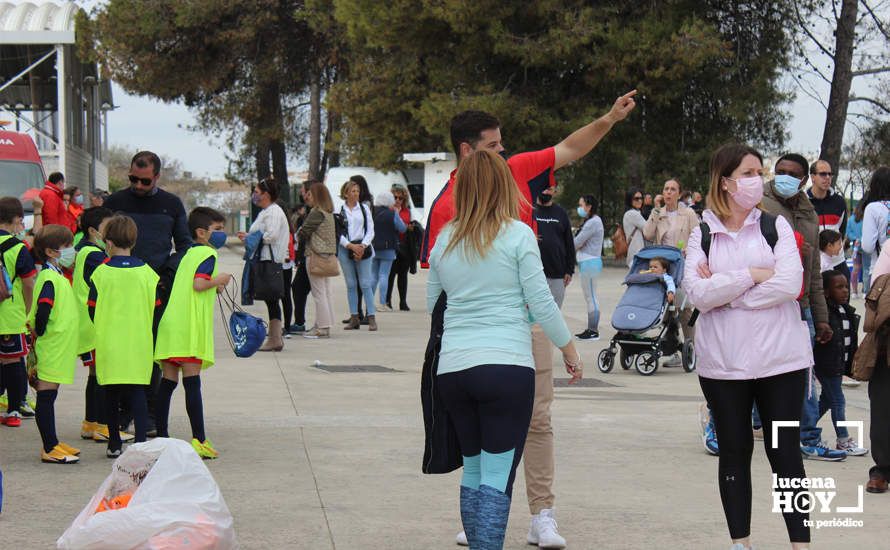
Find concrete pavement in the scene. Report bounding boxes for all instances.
[0,246,883,549]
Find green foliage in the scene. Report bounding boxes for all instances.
[328,0,794,226]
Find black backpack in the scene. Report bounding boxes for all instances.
[699,212,780,258]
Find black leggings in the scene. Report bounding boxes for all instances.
[699,369,810,543]
[280,267,293,328]
[438,365,534,497]
[265,300,281,321]
[387,253,410,306]
[291,261,311,326]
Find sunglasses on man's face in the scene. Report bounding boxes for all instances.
[815,172,833,178]
[128,175,154,186]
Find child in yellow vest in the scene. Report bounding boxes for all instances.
[0,197,37,428]
[154,207,231,459]
[87,215,159,458]
[72,206,135,444]
[29,225,80,463]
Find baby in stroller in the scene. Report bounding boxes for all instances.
[596,245,695,376]
[640,257,675,304]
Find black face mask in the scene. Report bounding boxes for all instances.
[498,150,508,160]
[538,194,554,205]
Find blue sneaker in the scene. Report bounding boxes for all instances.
[801,441,847,461]
[703,420,719,456]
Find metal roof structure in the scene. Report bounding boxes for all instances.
[0,1,77,44]
[0,1,112,190]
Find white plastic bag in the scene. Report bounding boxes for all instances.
[57,438,236,549]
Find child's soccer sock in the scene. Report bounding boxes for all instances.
[36,389,59,453]
[94,381,107,425]
[155,378,177,438]
[182,375,205,442]
[104,385,122,451]
[84,375,97,422]
[128,385,149,443]
[2,361,24,413]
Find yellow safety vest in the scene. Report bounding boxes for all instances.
[73,243,104,354]
[0,234,29,335]
[91,260,159,385]
[154,245,218,368]
[28,267,78,384]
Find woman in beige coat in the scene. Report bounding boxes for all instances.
[298,182,339,339]
[643,178,700,357]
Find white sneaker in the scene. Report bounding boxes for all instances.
[527,509,566,549]
[837,437,869,456]
[663,353,682,367]
[456,531,468,546]
[842,376,861,387]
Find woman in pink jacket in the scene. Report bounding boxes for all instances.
[683,144,812,550]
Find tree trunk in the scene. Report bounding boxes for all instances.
[323,107,341,172]
[255,140,271,180]
[819,0,858,172]
[308,72,322,180]
[271,138,289,206]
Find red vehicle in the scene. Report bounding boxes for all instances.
[0,122,46,218]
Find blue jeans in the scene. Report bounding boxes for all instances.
[799,307,822,446]
[815,371,849,439]
[578,258,602,331]
[372,251,396,305]
[863,251,874,294]
[338,247,376,316]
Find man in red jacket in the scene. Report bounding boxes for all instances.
[423,91,637,549]
[38,172,76,233]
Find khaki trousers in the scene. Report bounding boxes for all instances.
[308,274,335,329]
[524,325,555,514]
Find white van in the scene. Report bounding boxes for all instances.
[323,167,423,222]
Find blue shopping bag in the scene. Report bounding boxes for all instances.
[218,280,267,358]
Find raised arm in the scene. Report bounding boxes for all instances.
[553,90,637,170]
[682,226,756,313]
[729,216,804,310]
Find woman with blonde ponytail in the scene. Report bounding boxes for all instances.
[426,150,581,549]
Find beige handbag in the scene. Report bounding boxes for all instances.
[308,249,339,277]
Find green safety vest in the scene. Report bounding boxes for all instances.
[91,261,159,385]
[154,245,218,368]
[0,234,29,335]
[28,267,79,384]
[73,243,104,354]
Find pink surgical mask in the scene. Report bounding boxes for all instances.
[726,175,763,210]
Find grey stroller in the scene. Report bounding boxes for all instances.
[596,245,695,376]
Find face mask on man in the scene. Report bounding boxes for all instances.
[539,193,553,205]
[773,174,802,199]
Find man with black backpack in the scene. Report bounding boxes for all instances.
[761,153,848,462]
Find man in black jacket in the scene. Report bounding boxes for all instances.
[103,150,192,436]
[533,185,575,307]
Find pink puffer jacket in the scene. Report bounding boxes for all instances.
[683,208,813,380]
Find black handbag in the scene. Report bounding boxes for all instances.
[250,244,284,301]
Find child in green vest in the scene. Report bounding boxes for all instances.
[73,206,135,444]
[154,207,231,459]
[0,197,37,428]
[87,215,160,457]
[29,225,80,463]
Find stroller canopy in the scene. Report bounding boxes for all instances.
[626,245,685,286]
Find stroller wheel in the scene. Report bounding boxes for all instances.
[619,348,634,370]
[635,351,658,376]
[597,349,614,373]
[682,339,696,372]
